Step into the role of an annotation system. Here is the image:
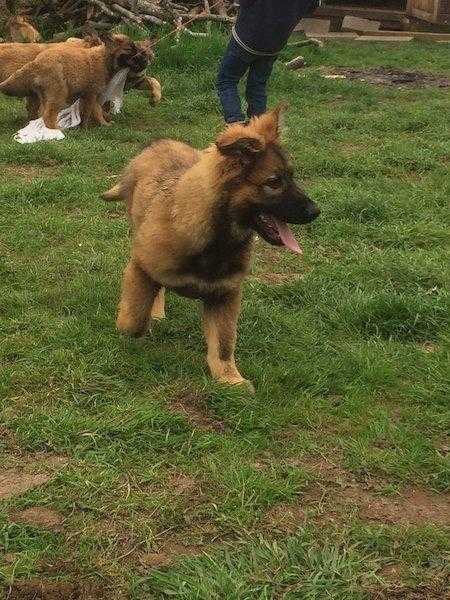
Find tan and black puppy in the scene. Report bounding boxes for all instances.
[103,107,320,390]
[0,33,149,129]
[0,37,99,119]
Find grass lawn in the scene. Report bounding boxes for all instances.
[0,31,449,599]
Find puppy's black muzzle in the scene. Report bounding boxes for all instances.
[120,53,148,73]
[270,188,321,225]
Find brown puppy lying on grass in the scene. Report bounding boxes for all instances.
[103,107,320,391]
[0,33,149,129]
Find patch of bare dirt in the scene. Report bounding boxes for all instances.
[0,455,68,500]
[138,541,204,571]
[420,341,440,353]
[10,507,64,530]
[260,454,450,531]
[370,581,449,600]
[2,163,61,181]
[168,391,227,433]
[262,502,307,533]
[167,472,201,496]
[344,486,450,526]
[4,580,103,600]
[330,67,450,88]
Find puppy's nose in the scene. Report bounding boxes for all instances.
[307,204,321,221]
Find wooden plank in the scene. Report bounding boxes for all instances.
[305,32,358,40]
[360,30,450,41]
[357,35,413,42]
[406,0,449,23]
[315,5,406,22]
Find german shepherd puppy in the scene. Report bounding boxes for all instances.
[0,33,149,129]
[0,35,159,122]
[0,37,98,120]
[103,107,320,390]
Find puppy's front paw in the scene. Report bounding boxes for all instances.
[116,314,148,337]
[219,377,255,394]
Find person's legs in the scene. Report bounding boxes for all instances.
[245,55,276,119]
[217,39,251,123]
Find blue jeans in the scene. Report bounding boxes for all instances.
[217,38,277,123]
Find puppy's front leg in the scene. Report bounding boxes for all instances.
[91,97,111,126]
[117,260,160,337]
[202,289,253,392]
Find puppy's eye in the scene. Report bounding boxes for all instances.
[266,176,283,189]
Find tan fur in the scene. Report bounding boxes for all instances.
[103,108,313,391]
[6,15,41,43]
[0,35,149,129]
[0,38,93,119]
[0,34,158,123]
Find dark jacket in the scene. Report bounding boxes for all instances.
[233,0,319,55]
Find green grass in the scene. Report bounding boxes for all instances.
[0,32,449,599]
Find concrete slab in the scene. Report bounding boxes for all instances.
[342,15,381,32]
[295,18,330,34]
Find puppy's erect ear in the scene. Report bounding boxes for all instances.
[137,38,156,59]
[99,31,116,49]
[216,127,265,163]
[254,103,288,144]
[139,36,158,50]
[82,32,102,47]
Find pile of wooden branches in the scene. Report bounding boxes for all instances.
[5,1,237,38]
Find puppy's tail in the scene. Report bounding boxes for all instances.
[102,184,124,202]
[0,62,35,97]
[103,168,136,202]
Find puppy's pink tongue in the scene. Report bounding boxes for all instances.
[273,217,303,254]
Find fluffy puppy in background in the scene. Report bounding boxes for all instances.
[0,33,149,128]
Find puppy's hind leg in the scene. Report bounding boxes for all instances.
[26,93,41,120]
[117,260,160,337]
[41,79,68,130]
[90,96,111,126]
[150,287,166,320]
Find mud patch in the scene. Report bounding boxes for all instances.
[370,582,449,600]
[306,455,450,526]
[138,541,204,571]
[329,67,450,88]
[345,486,450,526]
[4,580,102,600]
[420,341,440,353]
[260,454,450,530]
[262,502,307,533]
[0,455,68,500]
[10,507,64,530]
[167,472,201,496]
[168,391,227,433]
